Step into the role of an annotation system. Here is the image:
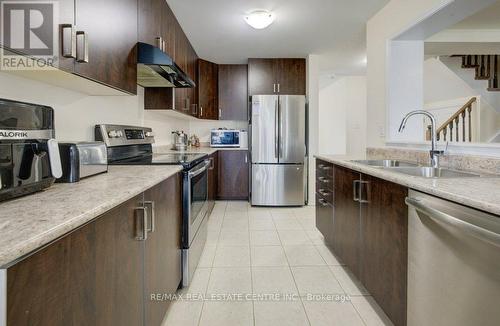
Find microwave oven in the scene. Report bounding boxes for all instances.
[210,129,240,147]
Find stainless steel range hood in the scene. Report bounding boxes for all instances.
[137,42,195,88]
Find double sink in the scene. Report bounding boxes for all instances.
[352,160,481,178]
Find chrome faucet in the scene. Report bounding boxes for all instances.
[398,110,444,168]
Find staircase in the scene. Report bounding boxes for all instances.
[452,55,500,91]
[426,97,476,143]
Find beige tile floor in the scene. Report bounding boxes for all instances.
[162,201,393,326]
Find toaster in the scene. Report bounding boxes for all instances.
[57,142,108,183]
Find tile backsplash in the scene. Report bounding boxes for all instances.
[367,147,500,175]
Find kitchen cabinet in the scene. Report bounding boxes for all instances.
[6,194,144,326]
[208,152,219,214]
[316,162,408,326]
[332,165,361,276]
[217,150,249,200]
[218,64,249,121]
[198,59,219,120]
[359,174,408,326]
[144,174,182,326]
[315,159,334,243]
[248,58,306,95]
[73,0,138,94]
[6,174,182,326]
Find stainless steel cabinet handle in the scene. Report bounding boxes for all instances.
[245,153,248,163]
[353,180,360,202]
[75,31,89,63]
[318,189,330,196]
[144,201,155,233]
[277,83,280,93]
[273,83,276,93]
[209,157,215,170]
[358,181,370,204]
[406,197,500,247]
[200,106,203,117]
[155,36,163,50]
[318,176,330,183]
[135,207,148,241]
[219,108,222,119]
[318,198,329,207]
[61,24,76,58]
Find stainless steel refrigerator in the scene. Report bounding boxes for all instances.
[250,95,307,206]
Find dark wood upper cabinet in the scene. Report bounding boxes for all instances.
[359,174,408,326]
[276,59,306,95]
[248,58,306,95]
[198,59,219,120]
[73,0,138,94]
[138,0,162,46]
[332,165,361,276]
[218,64,248,121]
[144,175,182,326]
[7,194,145,326]
[248,58,277,95]
[217,150,249,200]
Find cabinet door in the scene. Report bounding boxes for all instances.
[276,59,306,95]
[138,0,162,46]
[208,152,219,214]
[217,150,249,200]
[332,165,361,276]
[144,174,182,326]
[198,59,218,120]
[248,58,277,95]
[359,174,408,326]
[7,194,144,326]
[161,1,177,57]
[218,64,248,120]
[73,0,137,94]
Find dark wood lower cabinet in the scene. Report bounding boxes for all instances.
[332,165,361,277]
[360,174,408,326]
[7,194,144,326]
[316,161,409,326]
[6,174,182,326]
[217,150,249,200]
[144,174,182,326]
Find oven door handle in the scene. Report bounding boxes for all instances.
[188,160,210,178]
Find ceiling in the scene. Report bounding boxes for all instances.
[451,1,500,29]
[166,0,389,75]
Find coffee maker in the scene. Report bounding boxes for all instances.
[0,98,62,201]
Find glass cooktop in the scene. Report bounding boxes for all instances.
[111,152,208,169]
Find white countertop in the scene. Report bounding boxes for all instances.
[0,165,182,267]
[315,154,500,216]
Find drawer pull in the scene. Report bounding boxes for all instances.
[318,176,331,183]
[318,198,329,207]
[318,189,330,196]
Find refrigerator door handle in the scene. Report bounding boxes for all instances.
[275,99,279,159]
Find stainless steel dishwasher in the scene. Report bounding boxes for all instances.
[406,190,500,326]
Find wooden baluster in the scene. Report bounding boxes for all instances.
[449,123,453,142]
[455,117,459,142]
[468,106,472,142]
[461,111,466,142]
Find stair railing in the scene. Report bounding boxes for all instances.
[426,97,477,143]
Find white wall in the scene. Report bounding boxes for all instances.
[0,72,247,147]
[318,76,367,156]
[307,54,320,205]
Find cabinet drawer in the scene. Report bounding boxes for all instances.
[316,175,333,191]
[315,194,334,243]
[316,187,334,204]
[316,160,334,178]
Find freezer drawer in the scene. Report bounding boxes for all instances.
[251,164,305,206]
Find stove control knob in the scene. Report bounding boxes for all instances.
[145,131,154,137]
[108,130,119,138]
[117,130,124,137]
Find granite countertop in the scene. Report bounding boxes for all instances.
[154,145,248,155]
[0,165,182,268]
[315,154,500,216]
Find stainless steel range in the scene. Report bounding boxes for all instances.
[95,124,209,287]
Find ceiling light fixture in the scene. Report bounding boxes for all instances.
[244,10,275,29]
